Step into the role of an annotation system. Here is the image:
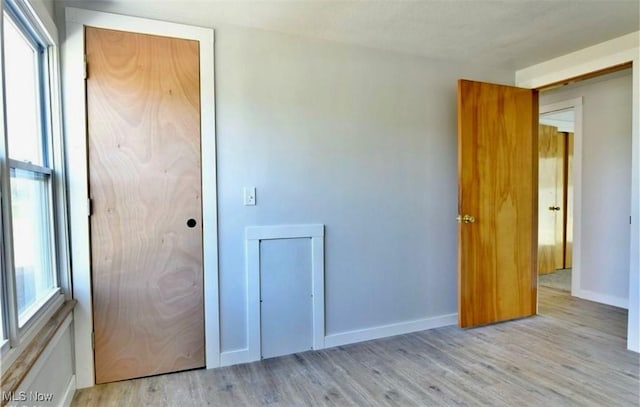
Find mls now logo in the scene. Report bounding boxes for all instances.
[1,391,54,403]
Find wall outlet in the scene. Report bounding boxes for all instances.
[244,187,256,206]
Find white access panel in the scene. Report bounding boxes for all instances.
[260,238,313,359]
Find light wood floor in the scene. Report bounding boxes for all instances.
[72,287,639,406]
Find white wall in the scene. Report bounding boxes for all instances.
[14,317,75,407]
[517,31,639,352]
[214,25,513,353]
[52,1,516,377]
[50,9,638,383]
[541,71,632,304]
[52,9,640,391]
[39,0,54,19]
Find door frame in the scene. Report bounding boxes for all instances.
[64,8,219,388]
[539,98,583,298]
[516,32,639,352]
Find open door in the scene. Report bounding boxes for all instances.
[538,124,565,275]
[457,80,538,328]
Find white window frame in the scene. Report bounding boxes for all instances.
[0,0,70,371]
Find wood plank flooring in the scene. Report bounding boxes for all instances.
[72,287,639,406]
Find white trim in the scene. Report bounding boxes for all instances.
[24,0,58,43]
[219,348,250,367]
[516,31,639,353]
[62,12,92,387]
[515,32,638,89]
[66,7,209,40]
[59,374,76,407]
[63,7,219,388]
[245,238,261,362]
[630,53,640,352]
[245,224,324,240]
[324,313,458,348]
[311,234,325,350]
[539,98,583,299]
[219,312,457,367]
[245,224,325,362]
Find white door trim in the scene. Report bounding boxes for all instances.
[539,98,583,299]
[63,7,219,388]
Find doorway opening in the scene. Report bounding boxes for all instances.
[536,67,633,311]
[538,108,574,292]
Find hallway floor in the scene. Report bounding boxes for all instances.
[539,268,571,292]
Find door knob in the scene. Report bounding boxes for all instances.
[548,206,561,211]
[456,214,475,224]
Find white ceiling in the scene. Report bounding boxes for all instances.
[61,0,639,70]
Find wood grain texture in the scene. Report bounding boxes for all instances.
[538,124,564,275]
[86,27,204,384]
[457,80,538,328]
[71,287,639,407]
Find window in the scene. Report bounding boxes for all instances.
[0,261,5,343]
[0,0,66,357]
[11,169,56,325]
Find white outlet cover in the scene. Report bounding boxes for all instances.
[244,187,256,206]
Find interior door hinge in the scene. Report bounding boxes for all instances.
[91,331,95,349]
[88,198,93,217]
[84,55,88,80]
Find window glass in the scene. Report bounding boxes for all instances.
[0,2,63,344]
[3,12,43,166]
[10,169,54,325]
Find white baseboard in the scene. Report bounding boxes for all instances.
[575,289,628,309]
[218,313,457,368]
[59,374,76,407]
[220,348,252,367]
[324,313,458,348]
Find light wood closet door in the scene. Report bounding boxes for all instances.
[457,80,538,328]
[538,124,565,275]
[86,27,204,384]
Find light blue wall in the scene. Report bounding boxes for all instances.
[541,70,632,304]
[214,25,513,351]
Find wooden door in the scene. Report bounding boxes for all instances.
[537,124,565,274]
[86,27,204,383]
[458,79,538,328]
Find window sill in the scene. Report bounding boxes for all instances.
[0,299,76,406]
